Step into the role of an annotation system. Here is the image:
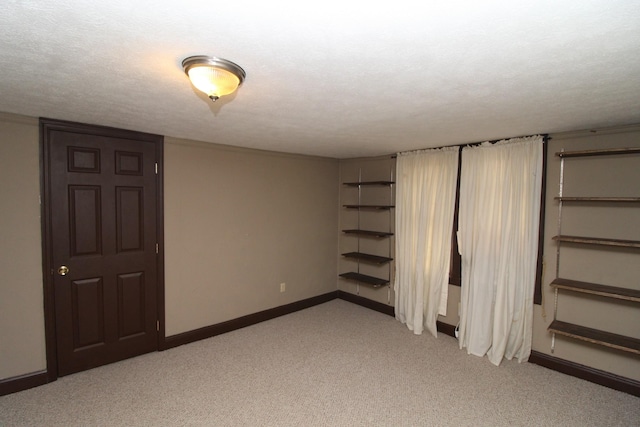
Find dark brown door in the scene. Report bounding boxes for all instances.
[42,119,162,377]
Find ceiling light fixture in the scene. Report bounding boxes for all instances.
[182,55,246,102]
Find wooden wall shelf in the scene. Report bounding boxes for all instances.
[342,252,393,264]
[342,229,393,238]
[343,181,395,186]
[550,278,640,303]
[555,197,640,202]
[556,147,640,158]
[552,235,640,248]
[548,320,640,355]
[339,272,389,288]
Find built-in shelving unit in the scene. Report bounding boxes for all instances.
[550,147,640,355]
[339,179,394,289]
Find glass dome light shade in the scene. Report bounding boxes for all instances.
[182,56,246,101]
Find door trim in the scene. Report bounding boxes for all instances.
[40,118,165,381]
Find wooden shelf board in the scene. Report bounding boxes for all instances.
[556,147,640,158]
[342,252,393,264]
[343,181,395,186]
[552,235,640,248]
[339,272,389,287]
[555,196,640,202]
[342,229,393,238]
[551,278,640,302]
[548,320,640,355]
[343,204,395,210]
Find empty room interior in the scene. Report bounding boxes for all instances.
[1,1,639,425]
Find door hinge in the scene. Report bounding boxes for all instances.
[156,243,159,254]
[157,320,160,332]
[155,163,158,174]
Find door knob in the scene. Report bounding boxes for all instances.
[57,265,69,276]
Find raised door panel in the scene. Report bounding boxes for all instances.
[116,187,144,253]
[71,277,105,350]
[69,185,102,256]
[118,272,146,339]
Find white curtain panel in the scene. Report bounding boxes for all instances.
[458,136,543,365]
[394,146,459,337]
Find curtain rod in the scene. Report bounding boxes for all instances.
[394,134,550,158]
[462,133,550,148]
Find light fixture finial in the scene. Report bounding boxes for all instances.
[182,55,246,102]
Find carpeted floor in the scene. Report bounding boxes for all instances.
[1,299,639,426]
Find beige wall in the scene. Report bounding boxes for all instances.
[2,109,636,384]
[341,126,640,381]
[164,137,339,336]
[0,115,339,381]
[0,114,46,379]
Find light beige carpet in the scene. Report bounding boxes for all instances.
[1,299,638,426]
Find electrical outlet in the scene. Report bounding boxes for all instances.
[280,282,286,293]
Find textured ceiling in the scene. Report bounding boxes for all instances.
[1,1,639,158]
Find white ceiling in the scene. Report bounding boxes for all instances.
[1,1,639,158]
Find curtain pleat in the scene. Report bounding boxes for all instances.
[394,146,459,337]
[458,136,543,365]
